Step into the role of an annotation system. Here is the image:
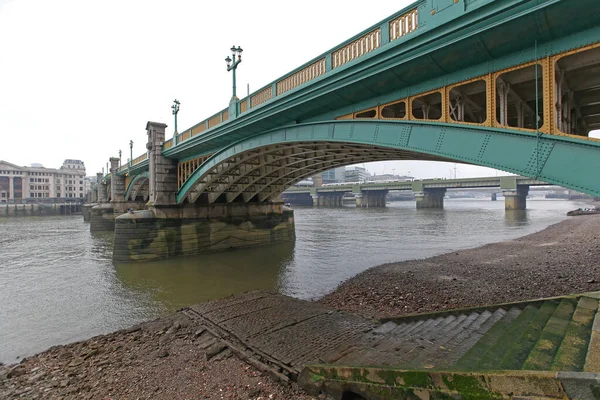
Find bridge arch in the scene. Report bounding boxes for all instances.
[124,171,150,202]
[176,120,600,204]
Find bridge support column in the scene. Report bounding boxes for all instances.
[147,121,178,206]
[110,157,125,203]
[415,188,446,209]
[113,203,295,262]
[96,172,108,204]
[356,190,388,208]
[311,194,321,207]
[503,186,528,210]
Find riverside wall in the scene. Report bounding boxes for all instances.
[1,203,82,217]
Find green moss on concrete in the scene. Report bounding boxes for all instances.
[454,307,521,371]
[498,300,558,370]
[523,298,576,370]
[476,304,539,370]
[441,374,502,400]
[552,297,598,371]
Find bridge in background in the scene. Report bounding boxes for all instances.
[89,0,600,262]
[283,176,546,208]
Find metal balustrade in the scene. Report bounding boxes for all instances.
[276,58,326,95]
[157,7,421,152]
[332,29,381,69]
[389,8,418,41]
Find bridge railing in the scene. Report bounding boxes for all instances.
[164,3,421,151]
[117,153,148,173]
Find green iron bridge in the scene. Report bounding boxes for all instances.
[90,0,600,261]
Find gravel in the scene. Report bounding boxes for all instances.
[320,215,600,318]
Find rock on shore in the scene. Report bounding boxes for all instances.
[321,215,600,318]
[0,314,314,400]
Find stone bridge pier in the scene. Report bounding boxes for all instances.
[90,162,147,232]
[415,188,446,209]
[355,190,388,208]
[111,122,295,262]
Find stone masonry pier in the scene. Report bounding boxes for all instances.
[112,203,294,262]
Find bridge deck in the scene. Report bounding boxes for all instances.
[184,291,600,397]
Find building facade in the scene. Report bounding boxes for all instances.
[321,167,345,184]
[0,159,87,203]
[344,166,370,183]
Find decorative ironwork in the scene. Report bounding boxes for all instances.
[332,29,381,69]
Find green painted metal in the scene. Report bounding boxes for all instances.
[124,171,149,201]
[122,0,600,204]
[176,120,600,204]
[164,0,600,158]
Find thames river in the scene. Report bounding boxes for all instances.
[0,198,586,363]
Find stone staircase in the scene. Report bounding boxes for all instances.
[302,293,600,399]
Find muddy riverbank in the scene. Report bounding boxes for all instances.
[321,214,600,318]
[2,214,599,399]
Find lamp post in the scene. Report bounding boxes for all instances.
[225,45,243,119]
[171,99,180,145]
[128,140,133,175]
[118,150,122,167]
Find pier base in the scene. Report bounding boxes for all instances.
[415,188,446,209]
[355,190,387,208]
[503,186,528,210]
[113,202,295,262]
[90,202,146,232]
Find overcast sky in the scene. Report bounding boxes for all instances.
[0,0,506,179]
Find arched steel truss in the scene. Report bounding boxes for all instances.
[176,120,600,204]
[124,172,150,201]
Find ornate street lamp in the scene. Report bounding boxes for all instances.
[171,99,180,145]
[128,140,133,175]
[226,45,243,120]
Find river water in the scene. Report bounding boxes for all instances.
[0,198,587,363]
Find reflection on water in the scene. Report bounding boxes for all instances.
[0,199,588,363]
[505,209,529,226]
[114,242,295,310]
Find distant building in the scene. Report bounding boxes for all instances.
[344,166,370,183]
[321,167,345,184]
[0,159,87,203]
[369,174,414,182]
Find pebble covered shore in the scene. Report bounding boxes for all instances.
[2,214,599,399]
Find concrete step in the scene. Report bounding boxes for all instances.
[476,304,540,370]
[407,311,482,368]
[551,296,598,371]
[522,298,577,371]
[453,306,523,371]
[422,309,495,369]
[584,299,600,372]
[441,308,508,369]
[497,300,559,370]
[398,314,471,362]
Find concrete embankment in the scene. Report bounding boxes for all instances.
[1,203,82,217]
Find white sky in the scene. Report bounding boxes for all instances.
[0,0,504,179]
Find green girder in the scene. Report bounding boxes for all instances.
[176,120,600,204]
[124,171,149,201]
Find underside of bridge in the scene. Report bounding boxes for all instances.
[181,143,451,205]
